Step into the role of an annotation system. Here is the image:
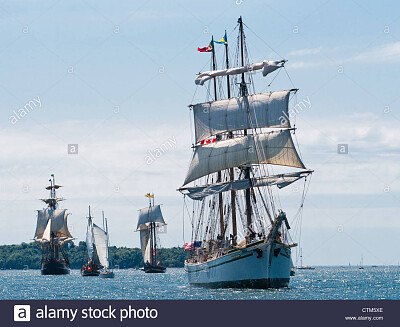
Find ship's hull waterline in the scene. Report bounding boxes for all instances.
[185,241,291,289]
[41,260,70,275]
[144,263,166,274]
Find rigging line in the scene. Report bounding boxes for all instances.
[243,23,284,60]
[283,66,296,89]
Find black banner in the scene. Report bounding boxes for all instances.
[3,300,396,326]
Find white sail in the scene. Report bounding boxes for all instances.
[180,170,311,200]
[195,60,285,86]
[42,219,51,242]
[193,90,292,143]
[34,209,71,239]
[140,229,152,264]
[86,220,94,259]
[136,205,166,230]
[183,129,305,185]
[93,224,109,269]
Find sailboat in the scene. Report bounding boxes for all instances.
[178,17,312,288]
[94,211,115,278]
[296,248,315,270]
[34,174,73,275]
[136,194,167,273]
[359,255,364,270]
[81,206,100,276]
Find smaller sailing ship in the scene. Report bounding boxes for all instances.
[34,174,73,275]
[95,211,115,278]
[136,194,167,273]
[359,255,364,270]
[296,248,315,270]
[81,206,100,276]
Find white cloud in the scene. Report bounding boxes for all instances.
[350,42,400,63]
[288,47,322,56]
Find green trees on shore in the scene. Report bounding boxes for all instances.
[0,242,186,269]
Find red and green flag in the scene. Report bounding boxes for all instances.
[197,40,214,52]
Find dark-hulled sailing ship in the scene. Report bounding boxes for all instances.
[136,194,167,273]
[34,174,73,275]
[178,17,313,288]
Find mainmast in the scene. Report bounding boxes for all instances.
[148,194,156,265]
[86,205,95,260]
[238,16,252,241]
[211,36,225,240]
[224,31,237,245]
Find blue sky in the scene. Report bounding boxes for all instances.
[0,0,399,266]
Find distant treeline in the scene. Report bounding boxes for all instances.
[0,242,187,269]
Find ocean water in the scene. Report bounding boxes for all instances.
[0,267,399,300]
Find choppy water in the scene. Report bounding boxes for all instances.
[1,266,399,300]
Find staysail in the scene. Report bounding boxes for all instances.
[34,209,72,240]
[136,205,166,230]
[183,129,305,185]
[180,170,312,200]
[92,224,109,269]
[195,60,285,85]
[193,90,293,143]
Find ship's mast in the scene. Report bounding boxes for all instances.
[148,194,157,265]
[224,31,237,245]
[211,35,225,240]
[87,205,94,260]
[238,17,252,241]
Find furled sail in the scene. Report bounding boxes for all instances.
[86,220,94,260]
[180,170,312,200]
[136,205,166,230]
[140,229,152,264]
[34,209,72,239]
[195,60,285,86]
[92,224,109,269]
[183,130,305,185]
[193,90,293,143]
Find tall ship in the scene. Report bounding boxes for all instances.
[178,17,312,288]
[81,206,100,276]
[34,174,73,275]
[136,194,167,273]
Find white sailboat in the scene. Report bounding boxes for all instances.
[296,248,315,270]
[359,255,364,270]
[178,17,312,288]
[93,211,115,278]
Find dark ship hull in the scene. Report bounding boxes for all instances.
[41,259,70,275]
[144,262,166,273]
[81,261,100,276]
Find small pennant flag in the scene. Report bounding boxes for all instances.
[197,40,213,52]
[214,32,227,45]
[145,193,154,198]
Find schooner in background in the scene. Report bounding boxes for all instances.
[95,211,115,278]
[34,174,73,275]
[179,17,312,288]
[81,206,100,276]
[136,194,167,273]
